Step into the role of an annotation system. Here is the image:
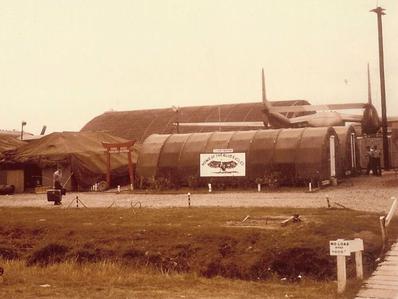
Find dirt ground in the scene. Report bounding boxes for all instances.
[0,172,397,213]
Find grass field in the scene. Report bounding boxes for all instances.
[0,206,396,298]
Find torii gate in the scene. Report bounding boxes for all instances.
[102,140,135,190]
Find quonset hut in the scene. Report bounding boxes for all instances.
[81,101,312,142]
[334,125,359,176]
[136,127,340,188]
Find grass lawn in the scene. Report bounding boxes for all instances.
[0,206,396,298]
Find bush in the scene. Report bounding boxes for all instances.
[0,246,18,260]
[27,243,69,266]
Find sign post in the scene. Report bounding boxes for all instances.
[329,238,364,294]
[330,239,350,293]
[350,238,364,279]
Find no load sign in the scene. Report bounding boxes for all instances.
[329,239,364,256]
[329,240,350,256]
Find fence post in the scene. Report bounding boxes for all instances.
[385,197,398,226]
[379,216,387,254]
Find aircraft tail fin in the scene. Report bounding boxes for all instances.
[367,63,372,104]
[261,68,291,128]
[262,68,272,111]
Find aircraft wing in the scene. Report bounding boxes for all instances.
[176,122,265,127]
[270,103,366,113]
[289,113,363,123]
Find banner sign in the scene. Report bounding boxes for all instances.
[200,152,246,177]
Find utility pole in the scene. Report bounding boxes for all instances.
[371,6,390,170]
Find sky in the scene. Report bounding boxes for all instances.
[0,0,397,134]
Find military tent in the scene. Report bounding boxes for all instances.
[0,135,26,154]
[2,131,138,191]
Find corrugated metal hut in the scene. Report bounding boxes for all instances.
[81,101,312,142]
[136,127,340,188]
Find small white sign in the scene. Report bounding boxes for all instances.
[349,239,364,252]
[200,152,246,177]
[330,239,351,256]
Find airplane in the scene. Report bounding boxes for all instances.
[177,65,382,135]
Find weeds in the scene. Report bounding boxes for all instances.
[0,207,396,286]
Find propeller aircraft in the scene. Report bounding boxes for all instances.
[177,65,384,135]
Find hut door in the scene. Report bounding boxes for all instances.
[350,133,356,169]
[329,136,336,177]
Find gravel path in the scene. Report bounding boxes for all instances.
[1,172,397,213]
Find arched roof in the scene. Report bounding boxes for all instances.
[81,100,311,143]
[136,127,339,184]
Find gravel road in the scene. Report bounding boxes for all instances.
[1,172,397,213]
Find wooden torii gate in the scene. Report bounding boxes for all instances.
[102,140,135,190]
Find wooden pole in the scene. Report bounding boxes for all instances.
[385,196,398,226]
[106,151,111,187]
[371,7,390,170]
[355,251,363,280]
[337,255,347,294]
[128,150,134,190]
[380,216,387,254]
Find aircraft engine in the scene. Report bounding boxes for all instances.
[361,104,380,135]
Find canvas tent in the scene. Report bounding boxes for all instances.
[2,131,138,190]
[0,135,27,193]
[136,127,340,188]
[0,134,26,154]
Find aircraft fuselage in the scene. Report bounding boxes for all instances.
[305,111,345,127]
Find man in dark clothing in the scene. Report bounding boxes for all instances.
[366,146,374,175]
[373,146,382,176]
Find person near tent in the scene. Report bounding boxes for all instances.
[365,146,374,175]
[373,145,382,176]
[53,167,63,205]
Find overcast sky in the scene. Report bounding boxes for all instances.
[1,0,397,134]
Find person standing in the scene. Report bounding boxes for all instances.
[365,146,374,175]
[53,167,63,205]
[373,146,382,176]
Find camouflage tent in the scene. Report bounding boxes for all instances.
[136,127,340,188]
[2,131,138,189]
[0,135,26,154]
